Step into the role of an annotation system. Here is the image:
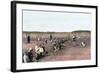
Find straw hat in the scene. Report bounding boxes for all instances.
[28,47,32,52]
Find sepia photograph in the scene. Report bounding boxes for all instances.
[22,10,91,63]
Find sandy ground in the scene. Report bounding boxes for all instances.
[23,38,91,62]
[22,32,91,62]
[39,47,90,62]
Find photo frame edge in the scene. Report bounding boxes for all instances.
[11,1,17,72]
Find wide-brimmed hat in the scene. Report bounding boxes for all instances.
[28,47,32,52]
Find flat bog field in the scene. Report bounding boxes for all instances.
[22,31,91,63]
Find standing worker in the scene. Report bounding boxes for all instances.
[50,34,52,41]
[27,35,30,43]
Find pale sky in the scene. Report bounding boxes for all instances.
[23,10,92,32]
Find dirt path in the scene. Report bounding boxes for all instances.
[38,47,91,62]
